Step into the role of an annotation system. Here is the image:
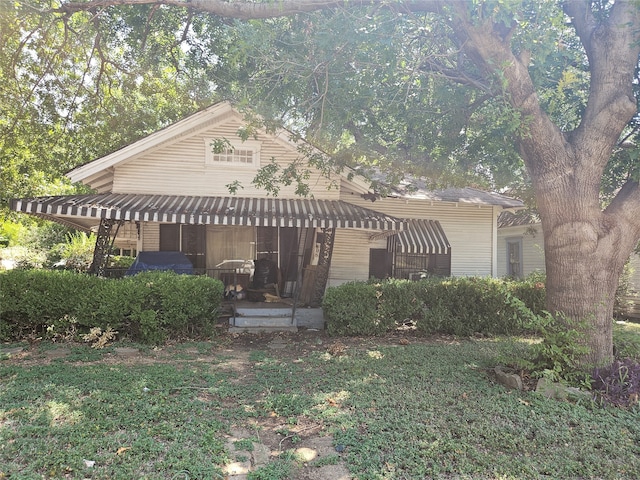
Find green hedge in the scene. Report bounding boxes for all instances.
[507,272,546,315]
[323,276,541,337]
[323,282,383,336]
[0,269,224,344]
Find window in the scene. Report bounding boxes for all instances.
[394,252,451,279]
[160,224,206,270]
[506,238,523,278]
[205,139,261,167]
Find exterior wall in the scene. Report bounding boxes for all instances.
[497,224,546,278]
[497,223,640,296]
[625,251,640,293]
[141,223,160,251]
[113,222,139,252]
[111,115,340,199]
[328,229,388,286]
[329,195,499,285]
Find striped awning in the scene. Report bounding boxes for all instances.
[10,193,405,231]
[393,219,450,255]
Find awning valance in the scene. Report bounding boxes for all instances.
[10,193,405,231]
[392,219,450,255]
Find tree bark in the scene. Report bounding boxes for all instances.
[450,0,640,367]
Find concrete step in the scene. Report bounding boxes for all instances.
[235,307,292,318]
[228,325,298,333]
[232,316,295,328]
[226,306,324,333]
[229,313,297,333]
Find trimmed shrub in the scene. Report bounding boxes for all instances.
[414,277,534,336]
[0,269,99,338]
[128,271,224,341]
[323,282,383,336]
[371,278,422,325]
[508,272,546,315]
[323,276,536,337]
[0,269,224,343]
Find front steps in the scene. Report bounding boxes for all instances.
[227,305,324,333]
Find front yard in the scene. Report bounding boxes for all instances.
[1,327,639,479]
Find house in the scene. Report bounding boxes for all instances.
[11,102,524,318]
[496,210,545,278]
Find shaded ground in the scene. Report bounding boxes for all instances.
[1,329,450,480]
[3,326,640,479]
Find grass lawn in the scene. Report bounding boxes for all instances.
[1,327,639,479]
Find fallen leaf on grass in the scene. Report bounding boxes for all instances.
[116,447,131,455]
[327,398,339,406]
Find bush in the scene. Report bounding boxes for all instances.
[371,278,422,324]
[127,271,224,341]
[323,276,537,337]
[0,269,98,338]
[613,323,640,361]
[498,312,592,386]
[507,272,546,315]
[0,269,224,343]
[323,282,383,336]
[414,277,534,336]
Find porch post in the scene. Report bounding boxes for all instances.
[89,219,124,276]
[310,227,335,306]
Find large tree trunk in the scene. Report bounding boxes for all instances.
[527,134,640,367]
[541,207,627,367]
[450,0,640,368]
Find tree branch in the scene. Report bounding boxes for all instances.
[604,179,640,243]
[55,0,443,19]
[446,1,567,181]
[566,1,640,162]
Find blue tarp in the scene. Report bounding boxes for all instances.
[126,251,194,275]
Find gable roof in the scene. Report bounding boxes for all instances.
[66,102,524,210]
[67,101,331,190]
[498,210,540,228]
[68,102,233,184]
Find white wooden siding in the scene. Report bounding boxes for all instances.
[333,195,496,279]
[328,229,388,286]
[497,224,546,277]
[112,117,339,199]
[626,253,640,292]
[141,223,160,251]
